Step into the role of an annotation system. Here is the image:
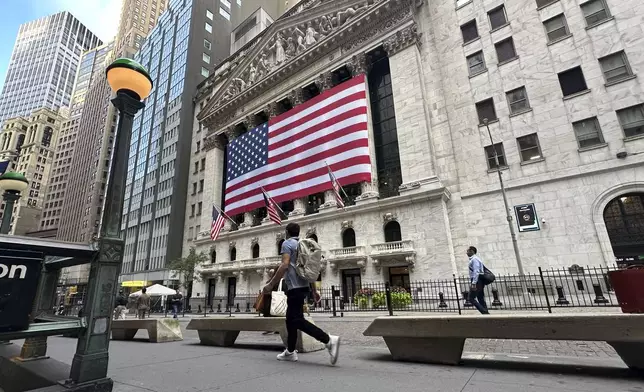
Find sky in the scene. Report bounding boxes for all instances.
[0,0,122,91]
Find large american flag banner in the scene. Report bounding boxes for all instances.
[224,75,371,216]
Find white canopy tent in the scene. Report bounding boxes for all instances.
[129,283,177,297]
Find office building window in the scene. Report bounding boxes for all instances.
[221,0,231,8]
[506,86,530,114]
[581,0,611,27]
[573,117,604,148]
[237,0,241,5]
[488,5,508,30]
[205,22,212,33]
[467,51,486,76]
[219,7,231,20]
[517,134,542,162]
[543,14,570,43]
[203,53,211,64]
[495,38,517,63]
[204,39,211,50]
[616,104,644,138]
[456,0,471,8]
[206,10,213,20]
[484,143,507,169]
[201,67,210,77]
[557,66,588,97]
[461,20,479,44]
[599,51,633,84]
[536,0,558,8]
[475,98,497,124]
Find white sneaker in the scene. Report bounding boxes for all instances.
[277,349,298,362]
[326,335,340,365]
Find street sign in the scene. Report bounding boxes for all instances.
[514,203,540,232]
[0,248,44,332]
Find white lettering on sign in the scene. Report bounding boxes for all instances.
[0,264,27,279]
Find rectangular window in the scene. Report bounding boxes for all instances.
[237,0,241,5]
[203,53,211,64]
[201,67,210,77]
[456,0,471,8]
[573,117,604,148]
[517,133,542,162]
[484,143,507,169]
[558,66,588,96]
[206,10,213,20]
[192,182,197,195]
[616,104,644,138]
[194,162,199,173]
[495,37,517,63]
[204,39,211,50]
[201,158,206,171]
[221,0,231,8]
[536,0,558,8]
[475,98,497,124]
[599,51,632,84]
[488,5,508,30]
[219,7,231,20]
[466,51,486,76]
[190,204,195,217]
[461,20,479,44]
[506,86,530,114]
[205,22,212,33]
[197,202,203,216]
[581,0,611,27]
[199,179,204,192]
[543,14,569,43]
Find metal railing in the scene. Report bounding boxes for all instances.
[193,265,621,317]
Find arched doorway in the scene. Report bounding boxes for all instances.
[603,193,644,265]
[230,247,237,261]
[342,228,356,247]
[252,243,260,258]
[384,221,402,242]
[210,250,216,264]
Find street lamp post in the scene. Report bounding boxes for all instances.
[482,119,526,278]
[69,58,152,385]
[0,171,29,235]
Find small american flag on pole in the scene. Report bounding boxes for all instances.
[224,75,371,216]
[210,205,226,241]
[327,164,345,209]
[262,188,282,225]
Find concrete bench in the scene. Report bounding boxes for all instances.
[363,313,644,370]
[111,318,183,343]
[186,316,325,353]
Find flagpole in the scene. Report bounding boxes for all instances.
[325,161,351,201]
[214,204,237,228]
[260,186,287,218]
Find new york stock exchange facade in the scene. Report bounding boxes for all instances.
[186,0,644,305]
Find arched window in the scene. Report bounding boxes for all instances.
[230,247,237,261]
[307,234,318,243]
[384,221,402,242]
[41,127,53,147]
[342,228,356,247]
[603,193,644,265]
[277,239,284,254]
[210,250,216,264]
[252,243,260,258]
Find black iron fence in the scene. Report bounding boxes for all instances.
[188,265,621,317]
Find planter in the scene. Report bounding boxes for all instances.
[608,266,644,313]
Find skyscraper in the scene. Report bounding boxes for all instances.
[115,0,168,59]
[0,12,101,124]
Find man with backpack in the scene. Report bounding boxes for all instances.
[467,246,490,314]
[263,222,340,364]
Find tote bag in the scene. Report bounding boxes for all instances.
[270,279,288,316]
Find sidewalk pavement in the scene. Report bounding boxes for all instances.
[22,327,643,392]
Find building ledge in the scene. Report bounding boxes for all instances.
[563,89,591,101]
[585,17,615,30]
[578,143,608,153]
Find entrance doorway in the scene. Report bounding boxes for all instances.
[227,277,237,307]
[389,266,410,291]
[342,268,362,302]
[207,279,216,307]
[603,193,644,265]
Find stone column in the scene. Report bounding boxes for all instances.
[383,24,439,193]
[202,133,227,232]
[240,211,254,228]
[347,53,379,203]
[286,88,309,215]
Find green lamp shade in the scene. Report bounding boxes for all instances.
[0,171,29,193]
[106,58,153,100]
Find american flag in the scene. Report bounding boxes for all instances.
[210,205,226,241]
[0,160,9,175]
[327,166,345,209]
[262,189,282,225]
[224,75,371,216]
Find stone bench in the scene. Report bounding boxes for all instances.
[111,318,183,343]
[186,316,325,353]
[363,313,644,370]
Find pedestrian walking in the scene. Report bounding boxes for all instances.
[263,222,340,364]
[467,246,490,314]
[172,290,183,319]
[136,287,151,319]
[114,289,128,320]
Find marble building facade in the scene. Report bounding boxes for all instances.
[185,0,644,304]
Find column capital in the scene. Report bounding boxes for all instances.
[225,126,241,141]
[346,53,370,76]
[288,88,305,105]
[315,72,333,92]
[383,24,421,57]
[203,134,226,151]
[265,102,278,118]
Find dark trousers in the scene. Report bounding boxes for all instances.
[286,287,330,352]
[469,282,489,314]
